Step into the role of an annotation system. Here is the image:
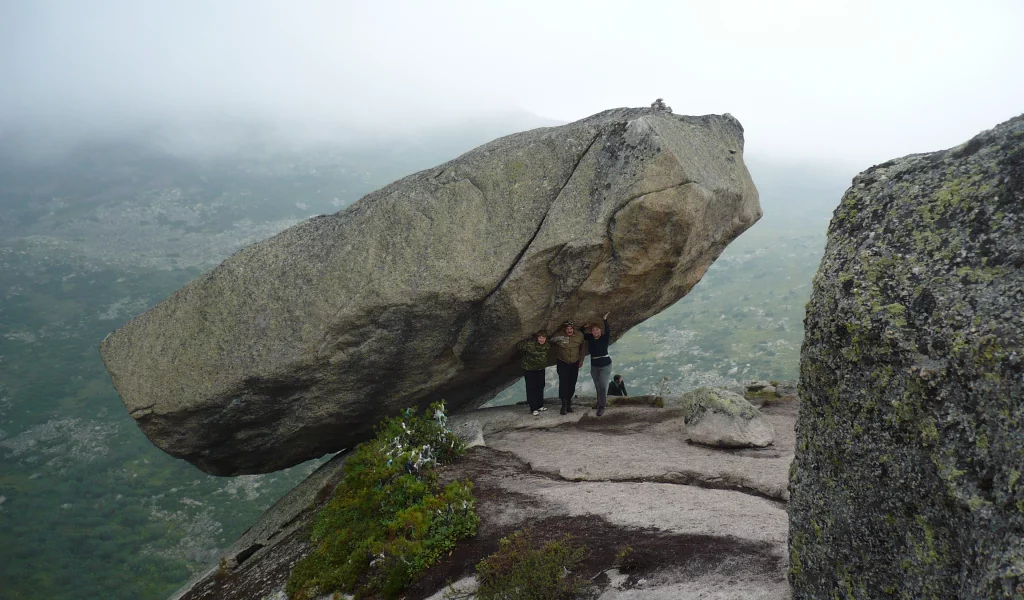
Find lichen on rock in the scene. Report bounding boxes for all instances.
[789,115,1024,598]
[678,387,775,448]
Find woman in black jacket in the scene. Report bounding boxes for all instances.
[583,312,613,416]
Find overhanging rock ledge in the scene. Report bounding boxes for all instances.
[100,107,761,475]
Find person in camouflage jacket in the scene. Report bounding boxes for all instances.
[517,330,551,415]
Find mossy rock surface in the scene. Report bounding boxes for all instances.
[678,387,774,448]
[681,387,759,419]
[790,115,1024,599]
[607,394,664,408]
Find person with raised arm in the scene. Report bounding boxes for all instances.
[583,312,614,416]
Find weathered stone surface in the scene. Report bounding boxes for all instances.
[676,387,775,448]
[173,402,797,600]
[747,380,771,392]
[789,116,1024,598]
[100,107,760,475]
[168,452,348,600]
[476,402,795,501]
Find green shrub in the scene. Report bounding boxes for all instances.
[286,402,478,600]
[214,557,230,581]
[476,528,591,600]
[613,545,634,570]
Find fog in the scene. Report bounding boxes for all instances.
[2,0,1023,165]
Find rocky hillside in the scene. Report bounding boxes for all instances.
[790,116,1023,597]
[100,107,761,476]
[171,387,798,600]
[1,114,843,600]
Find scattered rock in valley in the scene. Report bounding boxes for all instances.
[790,115,1024,598]
[100,107,761,476]
[674,387,775,448]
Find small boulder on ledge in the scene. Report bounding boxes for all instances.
[746,380,771,392]
[679,387,775,448]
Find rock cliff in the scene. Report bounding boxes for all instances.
[790,116,1024,597]
[100,107,760,476]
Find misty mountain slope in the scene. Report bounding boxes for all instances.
[0,111,564,269]
[0,122,848,600]
[0,113,578,600]
[0,2,1017,598]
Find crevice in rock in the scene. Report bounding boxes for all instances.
[480,132,601,306]
[610,473,786,507]
[606,180,699,261]
[234,543,264,565]
[128,403,156,416]
[522,461,787,506]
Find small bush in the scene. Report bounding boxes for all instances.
[654,376,675,399]
[214,557,230,581]
[476,528,591,600]
[613,545,634,570]
[287,402,478,600]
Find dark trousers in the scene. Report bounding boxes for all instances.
[556,360,579,402]
[523,369,545,411]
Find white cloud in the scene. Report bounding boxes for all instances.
[1,0,1022,165]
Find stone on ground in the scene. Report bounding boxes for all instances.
[676,387,775,448]
[474,403,793,500]
[790,115,1024,598]
[746,380,771,392]
[100,107,760,476]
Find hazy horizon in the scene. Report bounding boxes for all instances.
[2,0,1022,169]
[9,4,1020,598]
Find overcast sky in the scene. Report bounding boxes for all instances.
[1,0,1022,166]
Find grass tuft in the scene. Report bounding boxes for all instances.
[475,528,591,600]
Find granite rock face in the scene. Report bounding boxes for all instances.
[100,107,760,476]
[789,116,1024,598]
[679,387,775,448]
[172,403,797,600]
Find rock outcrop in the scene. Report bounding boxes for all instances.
[172,399,798,600]
[675,387,775,448]
[789,116,1024,598]
[100,107,760,476]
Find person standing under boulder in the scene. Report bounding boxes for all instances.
[608,374,627,397]
[549,320,586,415]
[517,330,551,416]
[583,313,613,416]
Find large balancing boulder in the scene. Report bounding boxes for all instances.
[790,116,1024,598]
[100,107,761,476]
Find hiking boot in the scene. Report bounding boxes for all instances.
[596,407,605,417]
